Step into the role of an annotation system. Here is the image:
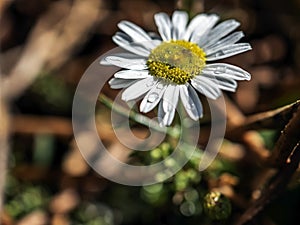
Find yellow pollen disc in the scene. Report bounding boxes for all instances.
[147,40,206,85]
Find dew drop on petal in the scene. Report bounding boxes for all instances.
[157,83,165,89]
[148,92,159,103]
[163,102,173,112]
[146,80,156,87]
[216,66,227,73]
[187,102,195,110]
[215,52,224,57]
[214,70,223,74]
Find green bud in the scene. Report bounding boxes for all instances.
[186,168,201,183]
[174,171,189,191]
[160,142,171,158]
[150,148,162,160]
[203,191,231,220]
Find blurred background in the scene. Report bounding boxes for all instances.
[0,0,300,225]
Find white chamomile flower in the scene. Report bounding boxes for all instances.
[101,11,251,126]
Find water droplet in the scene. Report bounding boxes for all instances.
[157,83,164,90]
[215,51,224,57]
[187,103,195,110]
[214,70,222,74]
[146,81,155,87]
[214,66,227,74]
[148,93,159,103]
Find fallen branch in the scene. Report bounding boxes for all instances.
[235,142,300,225]
[235,103,300,225]
[268,103,300,167]
[2,0,102,101]
[0,98,10,213]
[227,100,300,139]
[0,0,102,215]
[11,115,73,137]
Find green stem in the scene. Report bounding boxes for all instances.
[176,0,193,11]
[98,94,205,168]
[98,94,180,138]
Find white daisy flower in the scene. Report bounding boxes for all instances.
[101,11,251,126]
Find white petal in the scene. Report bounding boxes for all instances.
[172,11,189,40]
[186,14,219,42]
[130,40,161,52]
[202,19,240,48]
[183,14,208,40]
[179,84,203,121]
[108,78,138,89]
[191,76,222,100]
[160,85,180,126]
[113,33,130,46]
[203,75,238,92]
[124,42,152,56]
[215,77,237,92]
[203,31,244,52]
[188,85,203,118]
[100,57,111,65]
[105,55,147,70]
[163,84,180,113]
[114,31,132,42]
[118,21,152,42]
[140,81,167,113]
[154,12,172,41]
[206,43,252,61]
[113,32,161,55]
[101,52,146,65]
[158,101,166,126]
[113,35,149,57]
[202,63,251,80]
[122,77,155,101]
[158,101,176,127]
[148,32,161,40]
[105,52,146,59]
[114,70,150,79]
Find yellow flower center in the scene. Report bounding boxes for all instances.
[147,40,206,85]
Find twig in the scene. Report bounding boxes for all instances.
[1,0,101,101]
[235,103,300,225]
[11,115,73,137]
[227,100,300,138]
[268,103,300,167]
[45,0,104,71]
[0,0,12,14]
[223,96,270,162]
[0,98,10,213]
[98,94,180,138]
[0,0,102,215]
[176,0,194,12]
[242,131,270,161]
[224,94,246,128]
[235,142,300,225]
[176,0,204,15]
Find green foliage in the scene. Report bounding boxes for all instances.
[131,141,234,220]
[33,134,55,167]
[4,177,49,219]
[259,129,278,150]
[28,73,73,115]
[141,183,167,206]
[73,203,114,225]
